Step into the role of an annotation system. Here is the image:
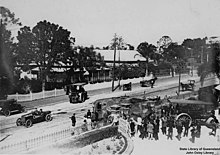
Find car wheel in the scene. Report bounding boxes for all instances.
[25,119,32,128]
[45,114,52,122]
[16,118,22,126]
[4,110,11,116]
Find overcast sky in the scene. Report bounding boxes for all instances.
[1,0,220,47]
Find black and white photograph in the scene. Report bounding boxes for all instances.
[0,0,220,154]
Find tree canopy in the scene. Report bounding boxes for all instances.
[0,6,21,98]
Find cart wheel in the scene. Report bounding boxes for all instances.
[176,113,192,127]
[25,119,32,128]
[16,118,22,126]
[45,114,52,121]
[4,110,11,116]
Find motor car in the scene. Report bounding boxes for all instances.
[65,83,88,103]
[122,82,132,91]
[16,109,52,128]
[180,79,195,91]
[0,99,25,116]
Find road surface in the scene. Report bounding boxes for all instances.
[0,74,217,152]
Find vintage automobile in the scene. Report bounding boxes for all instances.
[0,99,25,116]
[180,79,195,91]
[16,109,52,128]
[166,99,216,127]
[65,83,88,103]
[122,82,132,91]
[106,104,121,123]
[140,77,157,87]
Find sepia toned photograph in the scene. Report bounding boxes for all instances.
[0,0,220,154]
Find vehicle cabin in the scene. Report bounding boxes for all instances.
[120,102,131,118]
[65,83,88,103]
[180,79,195,91]
[168,99,214,120]
[0,99,25,116]
[107,104,121,114]
[122,82,132,91]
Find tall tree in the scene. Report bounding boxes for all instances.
[16,26,37,69]
[0,7,21,98]
[136,42,157,76]
[157,36,172,54]
[162,42,186,77]
[182,37,207,63]
[163,42,185,61]
[16,20,72,90]
[198,43,220,86]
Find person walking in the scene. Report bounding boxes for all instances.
[70,113,76,127]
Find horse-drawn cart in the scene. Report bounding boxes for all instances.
[140,77,157,87]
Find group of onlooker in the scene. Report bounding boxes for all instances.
[128,109,219,143]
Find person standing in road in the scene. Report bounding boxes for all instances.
[130,118,136,137]
[137,116,142,136]
[183,120,190,137]
[147,121,154,140]
[176,121,183,141]
[161,116,167,135]
[190,126,196,143]
[167,116,174,140]
[70,113,76,127]
[86,110,91,118]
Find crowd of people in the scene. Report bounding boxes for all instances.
[128,109,219,143]
[69,97,220,144]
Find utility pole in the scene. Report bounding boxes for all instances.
[112,34,117,92]
[201,46,203,63]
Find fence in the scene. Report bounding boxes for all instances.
[0,121,110,154]
[8,88,66,102]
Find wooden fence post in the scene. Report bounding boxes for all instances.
[30,91,33,101]
[42,90,45,99]
[16,92,18,101]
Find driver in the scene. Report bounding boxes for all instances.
[34,108,40,115]
[40,109,43,114]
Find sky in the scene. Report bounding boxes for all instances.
[1,0,220,48]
